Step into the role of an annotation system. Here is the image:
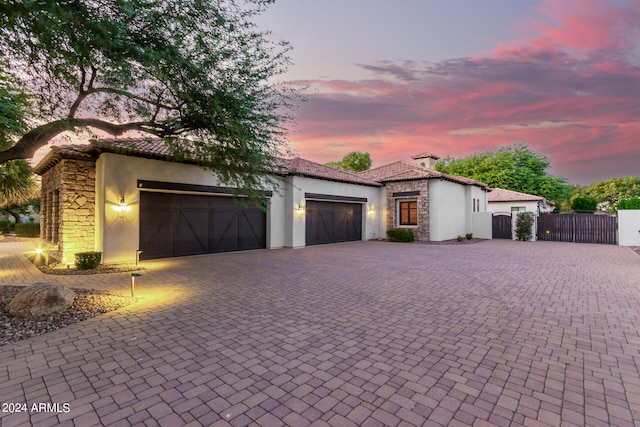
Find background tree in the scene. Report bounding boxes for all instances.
[0,0,296,191]
[436,144,572,207]
[565,177,640,212]
[0,197,40,224]
[0,161,39,222]
[570,196,598,212]
[326,151,372,172]
[617,197,640,210]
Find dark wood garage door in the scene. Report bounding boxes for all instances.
[305,201,362,246]
[139,192,266,260]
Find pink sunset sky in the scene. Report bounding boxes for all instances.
[258,0,640,186]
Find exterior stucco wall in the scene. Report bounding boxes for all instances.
[384,180,430,242]
[618,210,640,246]
[429,179,468,241]
[471,212,493,239]
[285,175,383,248]
[488,200,540,214]
[96,153,285,263]
[465,185,488,232]
[40,159,96,263]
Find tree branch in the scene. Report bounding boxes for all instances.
[68,66,89,119]
[0,118,165,164]
[87,87,177,110]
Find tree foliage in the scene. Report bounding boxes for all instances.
[0,60,31,147]
[617,197,640,210]
[570,196,598,212]
[0,0,297,190]
[435,144,571,206]
[0,159,39,219]
[567,177,640,212]
[0,197,40,223]
[326,151,372,172]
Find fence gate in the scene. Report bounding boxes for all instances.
[537,214,617,245]
[492,213,512,239]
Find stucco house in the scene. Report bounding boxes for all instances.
[359,153,490,242]
[33,140,491,264]
[487,188,554,214]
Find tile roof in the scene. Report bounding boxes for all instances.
[32,138,485,190]
[359,161,488,189]
[89,137,174,157]
[34,138,381,187]
[278,157,381,186]
[488,188,545,202]
[32,145,95,174]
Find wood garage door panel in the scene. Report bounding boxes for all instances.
[210,210,240,253]
[306,201,362,246]
[238,210,268,250]
[139,192,176,260]
[178,208,209,255]
[139,192,266,260]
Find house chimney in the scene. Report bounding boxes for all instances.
[411,152,440,170]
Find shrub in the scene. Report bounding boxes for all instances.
[15,223,40,237]
[457,235,464,242]
[386,228,414,242]
[515,212,534,241]
[571,196,598,212]
[0,219,11,233]
[617,197,640,210]
[465,233,473,240]
[75,252,102,270]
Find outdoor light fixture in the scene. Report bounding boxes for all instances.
[113,196,132,218]
[294,202,305,215]
[367,205,375,216]
[35,247,43,255]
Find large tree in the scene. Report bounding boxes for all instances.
[0,0,296,190]
[436,144,572,206]
[326,151,372,172]
[566,176,640,212]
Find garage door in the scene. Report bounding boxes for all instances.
[305,200,362,246]
[139,192,266,260]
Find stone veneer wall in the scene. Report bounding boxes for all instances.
[40,159,96,263]
[385,180,430,242]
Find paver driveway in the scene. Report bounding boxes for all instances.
[1,239,639,426]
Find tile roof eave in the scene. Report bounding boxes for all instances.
[32,145,95,175]
[378,172,488,189]
[285,171,382,187]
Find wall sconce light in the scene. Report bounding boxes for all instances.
[113,196,132,218]
[294,202,305,215]
[367,205,375,217]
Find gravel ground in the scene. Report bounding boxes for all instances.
[1,286,138,346]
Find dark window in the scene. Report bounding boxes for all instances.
[399,201,417,226]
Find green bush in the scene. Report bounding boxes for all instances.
[15,223,40,237]
[0,219,11,233]
[515,212,534,241]
[75,252,102,270]
[465,233,473,240]
[617,197,640,210]
[571,196,598,212]
[457,235,464,242]
[386,228,414,242]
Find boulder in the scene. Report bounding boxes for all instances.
[6,283,76,318]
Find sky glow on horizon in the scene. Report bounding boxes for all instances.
[258,0,640,186]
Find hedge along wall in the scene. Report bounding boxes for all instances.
[618,210,640,246]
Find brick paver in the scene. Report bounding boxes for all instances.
[1,239,639,426]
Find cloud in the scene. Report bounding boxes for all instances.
[286,0,640,185]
